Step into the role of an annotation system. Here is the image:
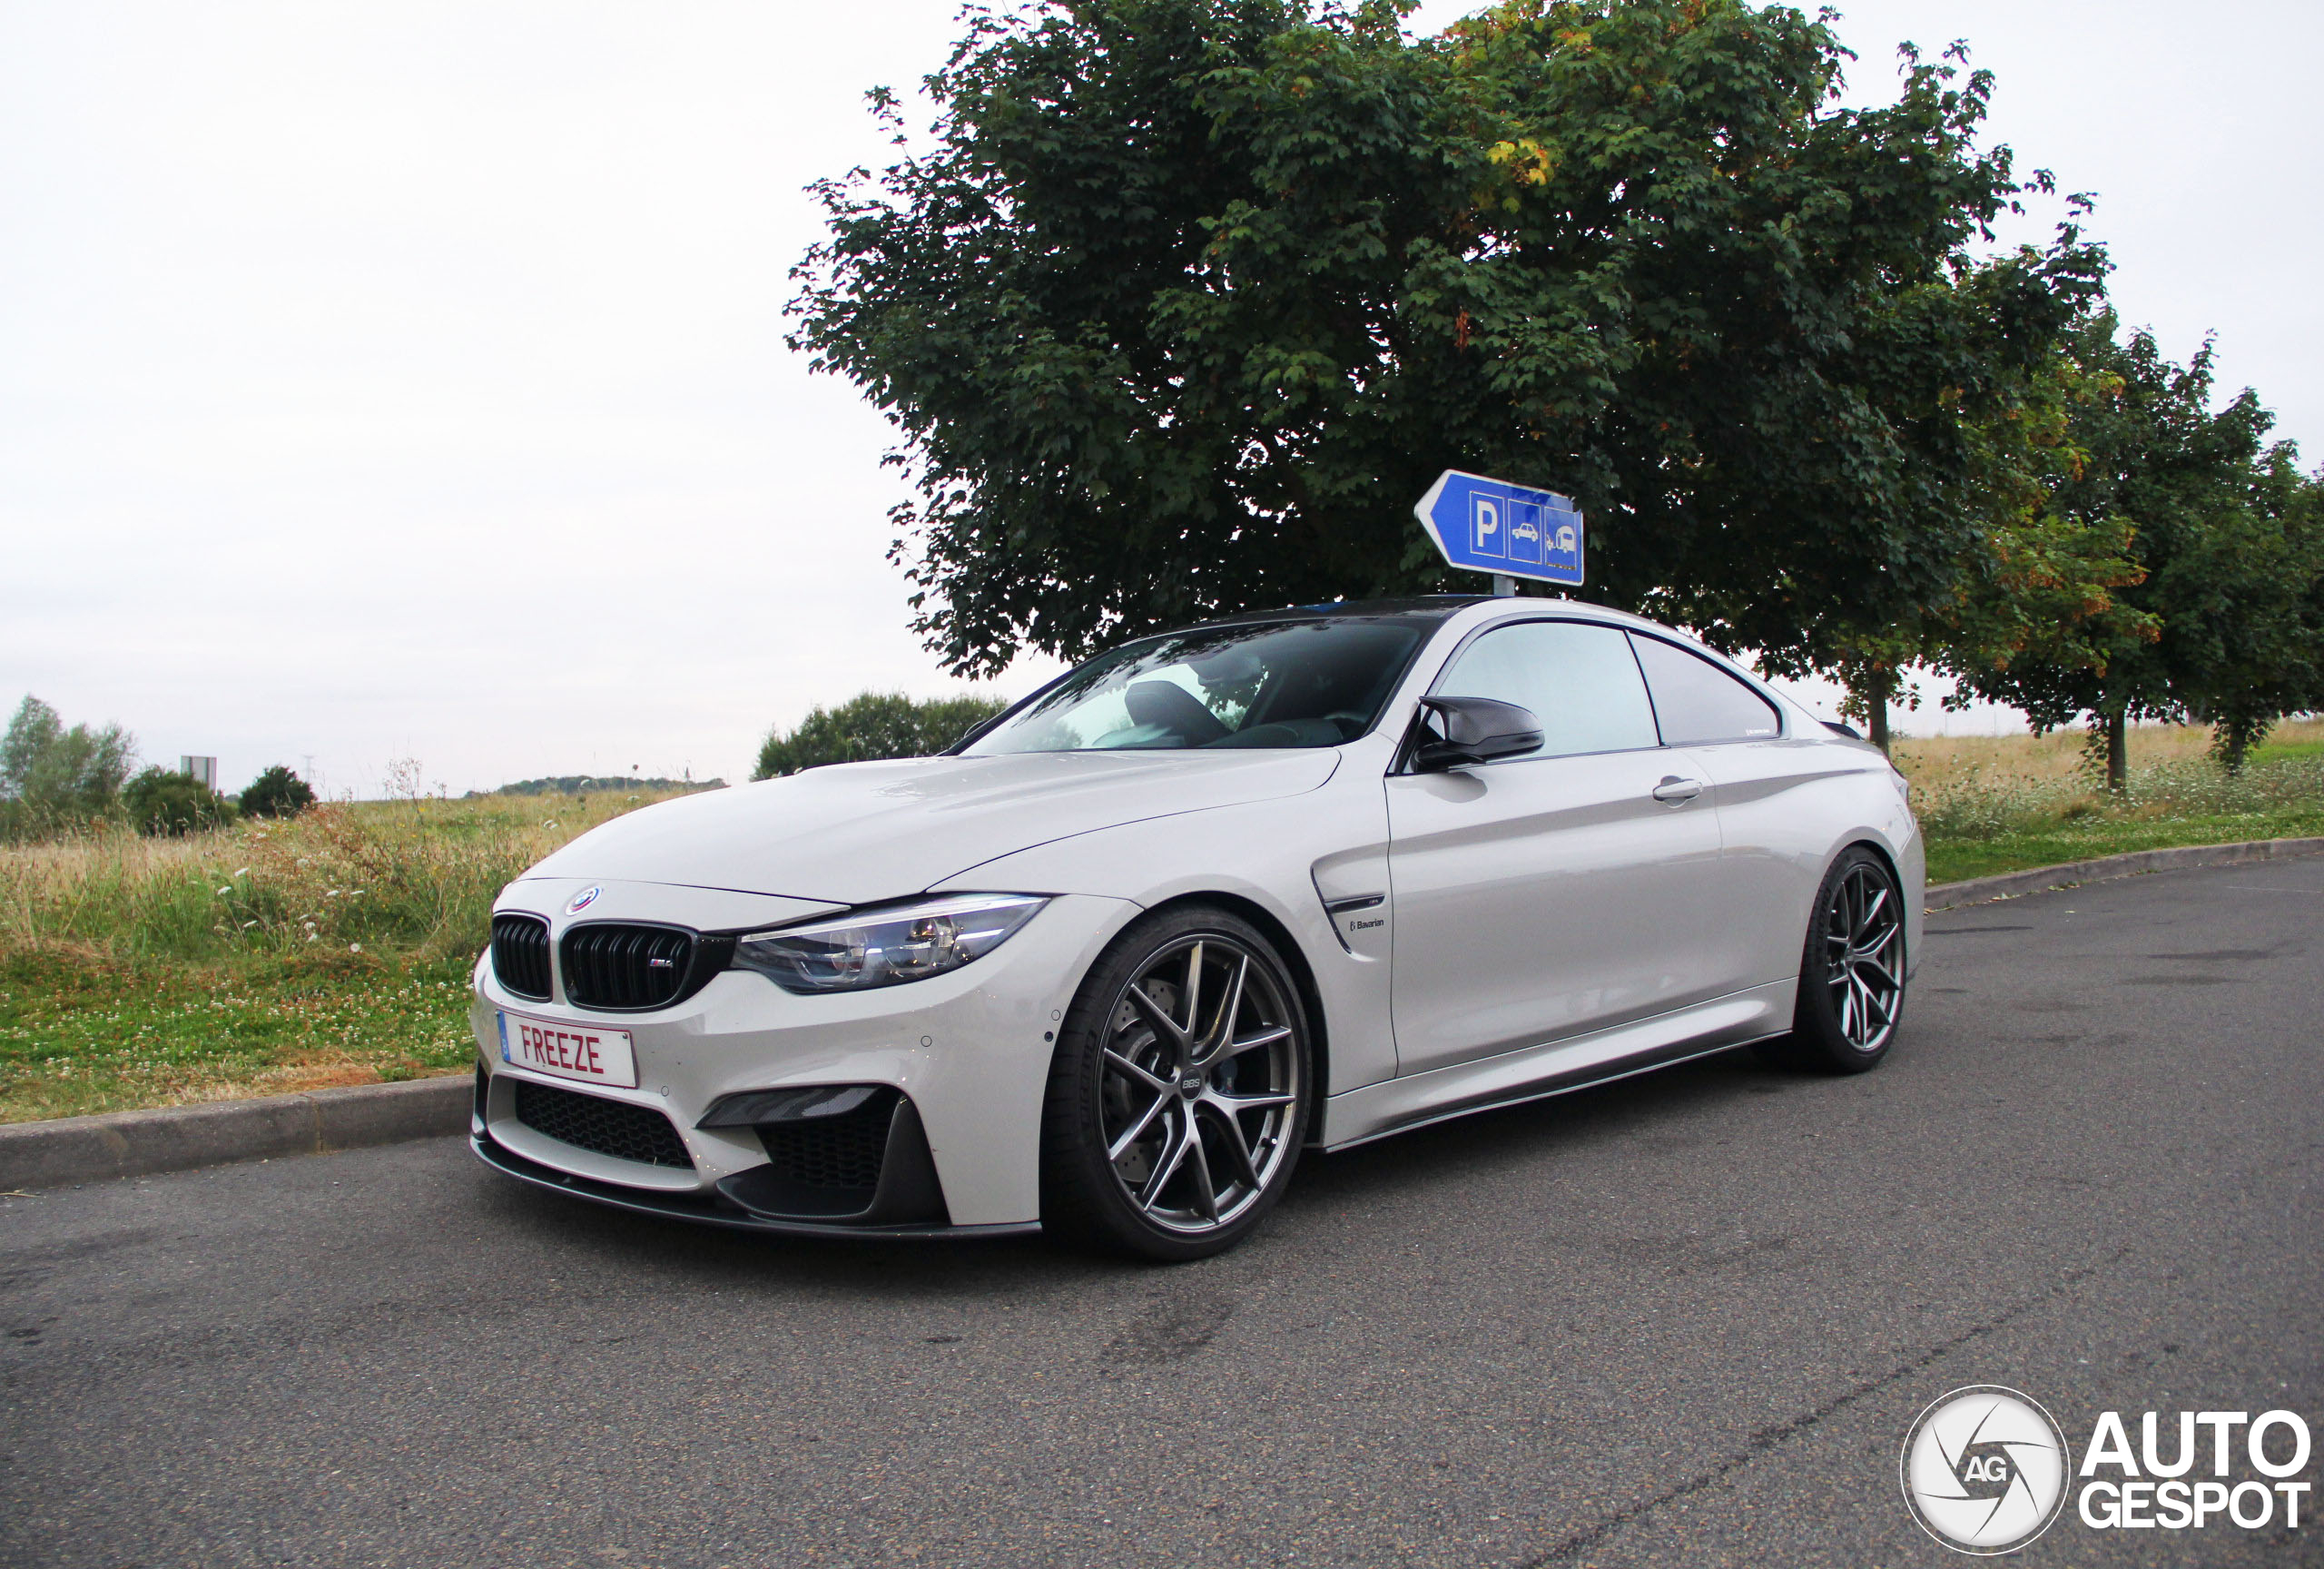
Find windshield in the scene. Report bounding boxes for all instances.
[963,619,1427,754]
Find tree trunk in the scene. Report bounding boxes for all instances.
[1853,668,1894,755]
[2211,715,2268,774]
[2104,708,2128,794]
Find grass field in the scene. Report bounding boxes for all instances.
[3,720,2319,1123]
[1895,718,2324,883]
[0,790,684,1124]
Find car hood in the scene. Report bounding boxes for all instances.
[515,749,1343,908]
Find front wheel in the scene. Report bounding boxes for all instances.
[1039,906,1313,1261]
[1756,845,1907,1074]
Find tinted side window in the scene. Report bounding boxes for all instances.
[1433,621,1659,759]
[1629,634,1782,745]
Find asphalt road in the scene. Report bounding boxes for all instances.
[5,859,2319,1568]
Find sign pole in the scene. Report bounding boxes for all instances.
[1492,574,1516,597]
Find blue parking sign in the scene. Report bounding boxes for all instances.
[1414,469,1583,587]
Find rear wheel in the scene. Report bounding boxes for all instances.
[1040,906,1312,1261]
[1756,846,1907,1074]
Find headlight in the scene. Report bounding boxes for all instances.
[730,893,1049,994]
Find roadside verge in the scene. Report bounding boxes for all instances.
[1922,834,2324,911]
[7,833,2323,1193]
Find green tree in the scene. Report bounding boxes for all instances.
[2163,448,2324,771]
[754,692,1010,779]
[239,765,318,819]
[793,0,2104,682]
[1960,316,2321,787]
[123,767,239,837]
[1827,273,2157,750]
[0,696,136,830]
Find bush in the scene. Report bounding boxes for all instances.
[754,691,1009,778]
[239,765,317,820]
[123,768,239,837]
[481,775,722,797]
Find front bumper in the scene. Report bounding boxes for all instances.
[468,891,1139,1229]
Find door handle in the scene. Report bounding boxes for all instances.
[1651,775,1703,804]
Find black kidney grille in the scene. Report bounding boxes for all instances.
[560,923,697,1011]
[491,913,553,1001]
[756,1092,894,1193]
[514,1079,693,1169]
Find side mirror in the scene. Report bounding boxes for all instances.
[1412,696,1544,772]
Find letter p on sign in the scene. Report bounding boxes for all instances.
[1472,496,1503,556]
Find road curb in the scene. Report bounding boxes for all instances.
[0,1073,471,1192]
[1925,835,2324,912]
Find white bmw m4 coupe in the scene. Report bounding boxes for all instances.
[471,596,1921,1259]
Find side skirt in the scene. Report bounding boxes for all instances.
[1315,980,1795,1151]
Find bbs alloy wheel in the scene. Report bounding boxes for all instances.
[1042,907,1311,1260]
[1760,845,1908,1074]
[1822,857,1905,1053]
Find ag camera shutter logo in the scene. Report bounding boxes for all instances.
[1901,1386,2072,1554]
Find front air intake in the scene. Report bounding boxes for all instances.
[514,1079,693,1169]
[558,923,731,1011]
[490,913,553,1002]
[756,1092,897,1194]
[709,1087,950,1226]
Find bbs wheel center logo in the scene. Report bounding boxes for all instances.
[1901,1386,2072,1554]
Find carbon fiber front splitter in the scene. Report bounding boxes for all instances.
[469,1126,1042,1242]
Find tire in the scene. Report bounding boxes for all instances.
[1039,904,1314,1261]
[1754,845,1908,1074]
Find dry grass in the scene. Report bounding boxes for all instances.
[0,789,690,1121]
[1892,716,2324,790]
[0,790,677,966]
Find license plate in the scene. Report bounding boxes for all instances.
[497,1011,638,1089]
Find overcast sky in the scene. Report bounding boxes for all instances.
[3,1,2316,795]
